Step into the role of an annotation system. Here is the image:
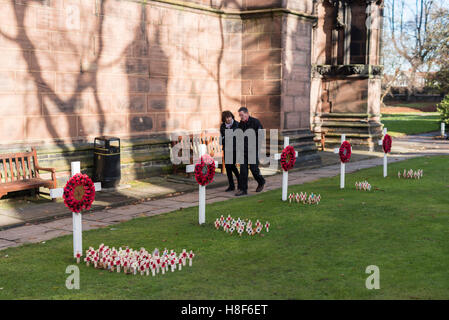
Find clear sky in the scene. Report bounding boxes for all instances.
[385,0,449,21]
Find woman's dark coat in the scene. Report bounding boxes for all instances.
[220,120,239,164]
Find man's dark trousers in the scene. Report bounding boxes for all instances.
[237,115,266,192]
[225,164,240,189]
[239,162,265,192]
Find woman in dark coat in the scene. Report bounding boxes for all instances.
[220,111,240,192]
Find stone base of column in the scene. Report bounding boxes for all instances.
[279,129,322,169]
[314,113,384,152]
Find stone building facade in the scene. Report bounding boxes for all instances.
[311,0,384,150]
[0,0,383,185]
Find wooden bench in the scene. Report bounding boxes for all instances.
[170,133,225,175]
[0,148,57,199]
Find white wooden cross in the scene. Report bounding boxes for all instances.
[49,163,102,199]
[185,144,218,225]
[274,137,298,201]
[49,161,101,257]
[378,128,388,177]
[333,134,349,189]
[70,162,83,258]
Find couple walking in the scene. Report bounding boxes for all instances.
[219,107,266,196]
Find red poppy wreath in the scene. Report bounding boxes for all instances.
[280,145,296,171]
[194,154,216,186]
[339,141,352,163]
[63,173,96,213]
[382,134,392,153]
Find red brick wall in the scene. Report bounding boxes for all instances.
[182,0,314,11]
[286,0,314,14]
[241,15,282,129]
[324,78,368,113]
[183,0,283,10]
[0,0,315,147]
[282,15,313,129]
[312,0,335,65]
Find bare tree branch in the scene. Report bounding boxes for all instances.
[384,0,448,95]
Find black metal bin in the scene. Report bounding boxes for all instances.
[93,136,121,188]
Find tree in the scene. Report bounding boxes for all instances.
[384,0,449,97]
[427,68,449,95]
[424,4,449,95]
[437,94,449,125]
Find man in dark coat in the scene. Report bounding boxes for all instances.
[235,107,266,196]
[220,111,240,191]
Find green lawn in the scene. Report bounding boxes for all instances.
[381,113,441,137]
[0,156,448,299]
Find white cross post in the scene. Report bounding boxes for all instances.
[378,128,388,177]
[274,137,298,201]
[48,161,102,257]
[185,144,218,225]
[333,134,347,189]
[441,123,446,138]
[71,161,83,258]
[49,168,102,199]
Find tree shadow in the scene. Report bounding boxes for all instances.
[0,0,111,176]
[0,1,172,214]
[123,2,170,181]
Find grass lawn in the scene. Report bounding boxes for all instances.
[381,113,441,137]
[0,156,448,299]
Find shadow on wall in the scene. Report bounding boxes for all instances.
[0,1,174,180]
[0,0,308,185]
[0,0,109,165]
[0,1,173,202]
[124,3,170,181]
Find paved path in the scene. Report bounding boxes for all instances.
[0,133,447,250]
[393,132,449,155]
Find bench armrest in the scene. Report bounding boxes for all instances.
[35,165,56,173]
[35,165,57,189]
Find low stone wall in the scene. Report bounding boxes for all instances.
[0,135,172,188]
[384,94,443,103]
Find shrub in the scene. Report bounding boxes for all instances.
[437,94,449,125]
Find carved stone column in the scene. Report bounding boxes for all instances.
[331,0,345,65]
[343,0,351,65]
[366,0,382,65]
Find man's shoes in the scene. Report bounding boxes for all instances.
[225,186,235,192]
[256,183,265,192]
[235,190,247,196]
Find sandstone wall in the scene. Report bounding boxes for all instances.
[282,15,312,129]
[0,0,236,145]
[0,0,316,147]
[240,14,282,129]
[0,0,316,182]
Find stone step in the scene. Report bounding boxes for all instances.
[322,132,382,139]
[279,132,316,141]
[321,121,383,128]
[320,113,380,118]
[321,129,383,136]
[289,141,318,151]
[281,128,315,134]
